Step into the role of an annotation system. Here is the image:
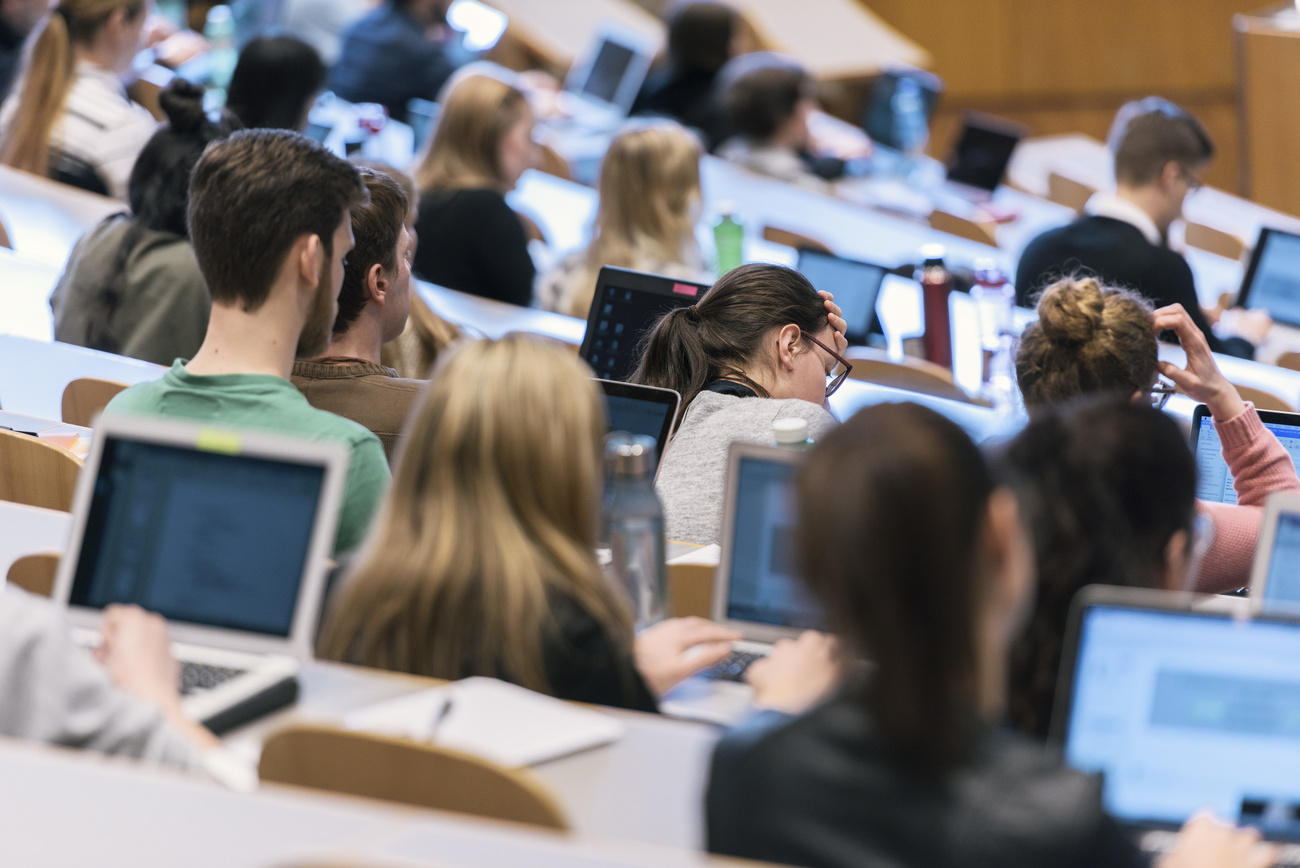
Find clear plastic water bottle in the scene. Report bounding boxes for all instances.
[772,417,813,450]
[203,5,238,95]
[713,206,745,277]
[970,259,1018,413]
[604,433,668,628]
[891,75,929,159]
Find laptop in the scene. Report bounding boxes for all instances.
[52,415,346,734]
[795,248,887,346]
[1190,403,1300,504]
[1054,585,1300,861]
[559,27,655,131]
[1248,492,1300,615]
[944,111,1026,202]
[597,378,680,466]
[579,265,713,382]
[1236,227,1300,327]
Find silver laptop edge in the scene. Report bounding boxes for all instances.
[1248,490,1300,616]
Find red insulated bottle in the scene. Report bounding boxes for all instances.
[919,244,953,370]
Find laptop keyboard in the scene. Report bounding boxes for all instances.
[179,662,245,696]
[1142,830,1300,867]
[701,649,766,683]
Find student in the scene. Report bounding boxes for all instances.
[409,69,537,306]
[329,0,456,124]
[50,80,237,365]
[538,120,710,319]
[0,0,158,198]
[706,402,1275,868]
[1015,98,1257,358]
[1015,276,1300,591]
[317,334,740,710]
[292,167,423,462]
[0,0,45,101]
[105,129,390,555]
[631,0,739,151]
[631,264,848,544]
[225,35,326,132]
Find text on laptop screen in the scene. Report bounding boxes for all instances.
[583,278,701,381]
[796,250,884,344]
[68,437,325,637]
[726,455,826,630]
[1195,414,1300,504]
[606,393,671,449]
[1245,231,1300,326]
[579,39,636,105]
[1064,605,1300,840]
[1263,512,1300,610]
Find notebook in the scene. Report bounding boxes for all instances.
[1236,227,1300,327]
[578,266,712,382]
[795,248,886,346]
[53,414,345,734]
[1054,586,1300,857]
[1248,492,1300,615]
[1190,403,1300,504]
[597,378,680,464]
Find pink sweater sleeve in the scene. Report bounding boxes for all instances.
[1195,404,1300,593]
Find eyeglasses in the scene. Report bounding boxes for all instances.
[801,331,853,397]
[1178,165,1204,192]
[1149,377,1177,410]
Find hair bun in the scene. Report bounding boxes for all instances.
[158,78,208,135]
[1036,277,1105,345]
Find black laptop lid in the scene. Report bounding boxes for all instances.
[946,111,1025,193]
[597,378,681,462]
[796,248,886,345]
[579,266,712,382]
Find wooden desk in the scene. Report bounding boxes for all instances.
[417,279,587,346]
[0,335,163,420]
[487,0,664,70]
[0,165,120,268]
[0,501,70,582]
[0,247,61,341]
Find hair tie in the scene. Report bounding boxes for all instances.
[684,305,702,323]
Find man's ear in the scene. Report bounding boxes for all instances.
[297,234,324,289]
[1159,160,1182,191]
[366,263,387,305]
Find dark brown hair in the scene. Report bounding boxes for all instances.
[797,402,994,776]
[717,52,811,141]
[629,263,827,410]
[333,167,410,335]
[187,129,367,312]
[1109,97,1214,187]
[1015,276,1157,407]
[666,1,737,74]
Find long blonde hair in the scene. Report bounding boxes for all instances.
[318,334,634,692]
[561,121,704,318]
[410,70,529,194]
[0,0,145,176]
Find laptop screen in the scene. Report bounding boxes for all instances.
[1194,410,1300,503]
[67,436,326,637]
[580,267,711,382]
[578,38,637,105]
[725,454,826,630]
[1240,229,1300,327]
[599,379,678,463]
[1063,604,1300,840]
[946,114,1022,193]
[796,248,885,345]
[1261,510,1300,611]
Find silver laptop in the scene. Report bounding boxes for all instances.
[559,27,654,132]
[52,414,346,734]
[1249,491,1300,616]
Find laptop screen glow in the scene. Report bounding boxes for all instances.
[1244,230,1300,326]
[67,436,325,637]
[796,249,885,345]
[1262,512,1300,611]
[725,455,825,630]
[606,393,671,447]
[1194,414,1300,504]
[1064,605,1300,841]
[578,38,637,105]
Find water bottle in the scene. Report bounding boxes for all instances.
[918,243,953,370]
[891,75,929,159]
[713,206,745,277]
[970,259,1017,412]
[604,433,668,628]
[203,5,238,95]
[772,417,813,450]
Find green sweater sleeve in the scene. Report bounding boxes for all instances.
[334,434,390,555]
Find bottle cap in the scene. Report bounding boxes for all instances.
[972,257,1007,286]
[772,417,810,445]
[605,432,657,477]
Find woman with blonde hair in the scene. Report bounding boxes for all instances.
[0,0,157,198]
[318,333,739,710]
[539,120,710,320]
[409,69,538,306]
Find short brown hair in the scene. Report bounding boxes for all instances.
[334,168,410,335]
[187,129,367,311]
[1109,97,1214,187]
[717,52,812,141]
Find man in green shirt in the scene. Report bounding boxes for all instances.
[107,130,390,554]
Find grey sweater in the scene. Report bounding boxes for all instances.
[656,391,838,545]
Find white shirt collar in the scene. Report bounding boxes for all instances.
[1084,191,1163,246]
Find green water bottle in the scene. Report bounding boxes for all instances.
[713,208,744,277]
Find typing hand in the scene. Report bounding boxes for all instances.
[634,617,741,697]
[746,631,840,715]
[819,291,849,355]
[95,604,182,714]
[1158,813,1275,868]
[1152,304,1246,422]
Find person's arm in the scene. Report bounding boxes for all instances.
[744,631,840,714]
[1163,257,1253,359]
[633,617,740,697]
[334,434,391,555]
[1158,813,1275,868]
[470,193,536,307]
[119,242,211,365]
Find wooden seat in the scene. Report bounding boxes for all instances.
[761,225,833,254]
[1276,351,1300,372]
[1184,222,1249,262]
[61,377,127,427]
[0,429,82,511]
[848,348,989,406]
[927,209,997,247]
[1045,171,1097,213]
[258,724,569,831]
[668,561,716,619]
[1233,382,1295,412]
[7,553,59,597]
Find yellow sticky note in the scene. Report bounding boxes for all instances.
[196,429,242,455]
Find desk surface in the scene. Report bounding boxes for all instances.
[0,501,70,583]
[0,334,163,420]
[0,165,120,268]
[0,247,60,341]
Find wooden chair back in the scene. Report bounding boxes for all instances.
[1045,171,1097,213]
[61,377,127,427]
[1184,222,1249,262]
[1233,382,1296,413]
[761,225,833,255]
[258,724,570,831]
[7,553,59,597]
[668,561,716,619]
[927,209,997,247]
[0,429,82,511]
[1276,351,1300,372]
[848,348,988,406]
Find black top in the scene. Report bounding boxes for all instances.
[704,380,757,398]
[412,187,535,307]
[0,15,25,104]
[631,66,728,151]
[1015,215,1254,359]
[707,686,1146,868]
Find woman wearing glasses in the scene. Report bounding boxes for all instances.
[631,264,851,545]
[1015,276,1299,593]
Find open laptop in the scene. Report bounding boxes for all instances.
[1236,227,1300,327]
[559,27,655,131]
[597,379,680,465]
[579,266,713,382]
[1054,585,1300,861]
[52,415,346,734]
[1248,492,1300,615]
[1190,403,1300,504]
[943,111,1026,202]
[796,248,887,346]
